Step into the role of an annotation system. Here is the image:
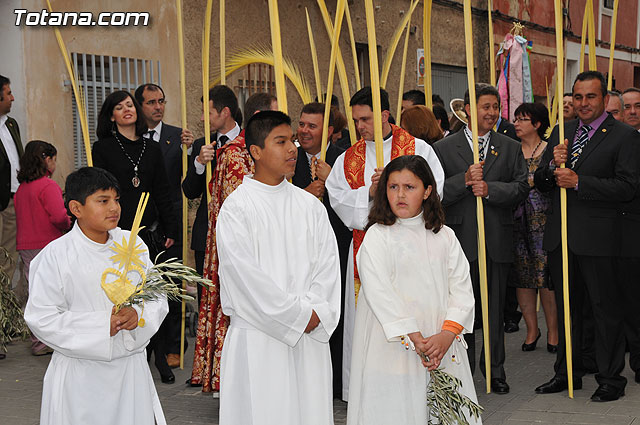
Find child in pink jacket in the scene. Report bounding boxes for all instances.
[15,140,71,355]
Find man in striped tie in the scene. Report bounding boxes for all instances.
[534,71,640,402]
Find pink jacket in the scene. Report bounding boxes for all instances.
[15,175,71,250]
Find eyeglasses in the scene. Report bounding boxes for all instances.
[513,117,531,123]
[144,99,167,106]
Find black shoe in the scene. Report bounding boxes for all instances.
[504,320,519,333]
[185,378,203,387]
[591,383,624,402]
[0,353,5,360]
[635,370,640,384]
[161,371,175,384]
[547,343,558,353]
[535,377,582,394]
[522,328,541,351]
[491,378,510,394]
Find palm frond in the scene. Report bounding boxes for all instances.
[116,257,212,312]
[0,249,29,352]
[380,0,420,88]
[211,45,313,104]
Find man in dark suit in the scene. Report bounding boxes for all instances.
[0,75,24,325]
[135,83,195,371]
[291,102,351,398]
[182,86,241,279]
[534,71,639,401]
[433,83,529,394]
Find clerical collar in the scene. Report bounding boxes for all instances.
[365,130,393,143]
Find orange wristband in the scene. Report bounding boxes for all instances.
[442,320,463,335]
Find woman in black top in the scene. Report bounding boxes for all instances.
[93,90,177,384]
[93,90,177,253]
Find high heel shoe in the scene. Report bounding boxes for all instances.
[547,343,558,353]
[522,328,541,351]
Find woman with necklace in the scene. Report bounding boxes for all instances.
[92,90,178,383]
[510,102,559,354]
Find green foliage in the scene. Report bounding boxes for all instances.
[0,249,30,352]
[426,368,484,425]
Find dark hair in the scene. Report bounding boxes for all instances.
[623,87,640,95]
[301,102,334,127]
[202,85,239,116]
[331,107,347,133]
[0,75,9,100]
[350,86,390,112]
[563,92,573,98]
[17,140,57,183]
[64,167,120,219]
[245,110,291,154]
[367,155,444,232]
[514,102,550,139]
[432,94,445,107]
[573,71,607,97]
[400,105,443,144]
[432,104,450,131]
[96,90,148,139]
[134,83,165,105]
[243,92,277,126]
[315,94,339,109]
[402,89,425,106]
[464,83,500,106]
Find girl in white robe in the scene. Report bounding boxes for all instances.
[347,155,480,425]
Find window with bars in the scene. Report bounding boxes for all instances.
[603,0,614,9]
[233,63,276,116]
[68,53,161,168]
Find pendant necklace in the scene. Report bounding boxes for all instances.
[114,132,146,188]
[526,139,543,168]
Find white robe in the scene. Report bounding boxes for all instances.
[24,223,168,425]
[348,216,480,425]
[325,134,445,400]
[216,176,341,425]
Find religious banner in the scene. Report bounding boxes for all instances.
[417,48,425,87]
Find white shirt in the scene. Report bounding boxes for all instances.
[0,114,21,193]
[463,125,491,159]
[146,121,163,143]
[195,122,241,175]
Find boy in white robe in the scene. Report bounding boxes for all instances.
[216,111,341,425]
[24,167,168,425]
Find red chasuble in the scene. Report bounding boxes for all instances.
[343,124,415,302]
[191,130,255,392]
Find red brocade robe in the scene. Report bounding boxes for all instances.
[190,130,254,392]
